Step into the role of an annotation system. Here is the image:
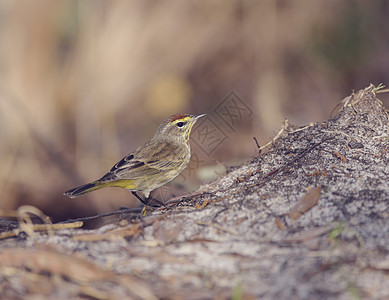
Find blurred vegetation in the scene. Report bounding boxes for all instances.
[0,0,388,220]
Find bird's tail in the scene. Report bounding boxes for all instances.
[64,181,106,198]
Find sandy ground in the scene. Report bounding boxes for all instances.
[0,85,388,299]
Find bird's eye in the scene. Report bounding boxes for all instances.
[176,121,186,127]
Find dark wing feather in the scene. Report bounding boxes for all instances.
[110,154,134,171]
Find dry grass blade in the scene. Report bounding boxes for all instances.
[260,119,290,151]
[0,247,157,300]
[74,223,142,242]
[17,205,52,237]
[0,247,112,282]
[290,186,321,220]
[0,206,83,239]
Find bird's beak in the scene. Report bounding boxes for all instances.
[194,114,206,120]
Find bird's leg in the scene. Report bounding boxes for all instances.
[131,191,150,206]
[132,191,162,207]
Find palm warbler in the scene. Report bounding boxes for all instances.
[64,113,205,206]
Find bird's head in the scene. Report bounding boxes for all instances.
[154,113,206,143]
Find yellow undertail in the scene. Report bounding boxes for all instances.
[64,179,136,198]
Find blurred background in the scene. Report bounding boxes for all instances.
[0,0,388,221]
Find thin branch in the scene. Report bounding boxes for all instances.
[59,207,143,224]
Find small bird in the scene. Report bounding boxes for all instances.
[64,113,205,206]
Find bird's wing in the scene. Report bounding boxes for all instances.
[99,140,186,182]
